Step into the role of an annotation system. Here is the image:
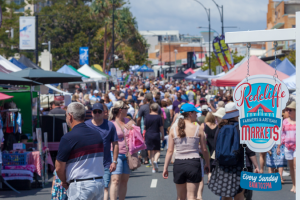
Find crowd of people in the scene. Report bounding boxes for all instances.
[51,78,296,200]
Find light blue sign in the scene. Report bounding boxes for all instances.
[79,47,89,65]
[240,171,282,191]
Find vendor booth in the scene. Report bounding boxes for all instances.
[135,64,154,78]
[10,58,28,70]
[273,58,295,76]
[211,56,290,87]
[185,69,208,81]
[269,58,282,68]
[171,71,188,80]
[18,55,41,69]
[283,73,296,90]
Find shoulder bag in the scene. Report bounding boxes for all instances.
[116,120,141,170]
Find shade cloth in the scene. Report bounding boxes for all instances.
[269,58,282,68]
[18,55,41,69]
[171,71,188,80]
[184,68,195,74]
[0,64,12,74]
[283,73,296,90]
[135,64,154,72]
[78,64,106,81]
[185,69,209,81]
[0,55,21,72]
[211,56,290,87]
[9,68,82,84]
[57,65,89,79]
[10,58,28,69]
[273,58,295,76]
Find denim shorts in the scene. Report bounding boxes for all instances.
[110,152,130,175]
[103,168,111,188]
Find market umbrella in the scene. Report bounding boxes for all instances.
[9,68,82,84]
[0,93,13,100]
[0,71,41,85]
[171,71,188,80]
[18,55,41,69]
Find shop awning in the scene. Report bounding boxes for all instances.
[211,56,290,87]
[9,68,82,84]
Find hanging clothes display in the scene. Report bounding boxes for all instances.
[16,112,22,133]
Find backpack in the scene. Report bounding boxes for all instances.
[215,122,240,166]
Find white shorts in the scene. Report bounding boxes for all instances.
[285,147,296,160]
[67,179,104,200]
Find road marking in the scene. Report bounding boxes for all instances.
[150,179,158,188]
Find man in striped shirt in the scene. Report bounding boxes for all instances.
[56,102,105,200]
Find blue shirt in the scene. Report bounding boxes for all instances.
[181,94,188,101]
[105,102,113,110]
[90,95,100,102]
[85,119,118,169]
[132,95,137,102]
[176,86,180,91]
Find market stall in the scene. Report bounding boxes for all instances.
[273,58,295,76]
[9,58,28,70]
[283,73,296,90]
[135,65,154,78]
[171,71,188,80]
[185,69,208,81]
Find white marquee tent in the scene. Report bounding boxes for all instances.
[78,64,106,82]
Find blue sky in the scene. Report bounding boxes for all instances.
[128,0,289,35]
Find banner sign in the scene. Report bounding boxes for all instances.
[19,16,35,50]
[213,36,228,72]
[79,47,89,65]
[219,35,234,70]
[240,171,282,191]
[233,75,289,152]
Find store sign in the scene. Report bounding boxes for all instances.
[240,172,282,191]
[181,59,187,65]
[19,16,36,50]
[233,75,289,152]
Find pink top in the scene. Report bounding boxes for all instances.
[111,118,130,155]
[173,125,200,160]
[281,118,296,151]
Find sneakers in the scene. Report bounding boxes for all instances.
[152,169,156,173]
[154,162,159,172]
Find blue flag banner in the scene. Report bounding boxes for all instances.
[79,47,89,65]
[240,171,282,191]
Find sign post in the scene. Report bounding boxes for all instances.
[225,12,300,198]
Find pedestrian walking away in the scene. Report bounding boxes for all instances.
[56,102,105,200]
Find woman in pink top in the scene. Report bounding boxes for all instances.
[108,101,135,200]
[279,101,296,193]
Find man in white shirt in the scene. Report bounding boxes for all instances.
[108,87,117,102]
[127,99,135,118]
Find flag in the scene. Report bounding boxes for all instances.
[219,35,234,70]
[193,52,197,64]
[213,36,229,72]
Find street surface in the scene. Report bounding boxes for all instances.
[0,150,296,200]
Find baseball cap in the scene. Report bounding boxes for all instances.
[128,99,135,103]
[145,92,153,101]
[201,105,209,111]
[92,103,104,111]
[180,103,201,114]
[94,90,99,94]
[200,97,206,102]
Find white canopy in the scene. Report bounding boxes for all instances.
[0,55,22,72]
[283,73,295,90]
[78,64,106,81]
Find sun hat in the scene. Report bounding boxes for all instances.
[180,103,201,114]
[222,102,239,119]
[213,107,226,119]
[286,101,296,109]
[111,87,116,91]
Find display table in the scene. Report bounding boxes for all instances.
[28,150,54,176]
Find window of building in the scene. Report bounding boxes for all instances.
[14,0,25,12]
[292,25,296,28]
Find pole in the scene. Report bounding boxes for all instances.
[175,51,177,73]
[208,9,211,75]
[221,5,224,35]
[48,41,51,54]
[35,15,38,65]
[112,0,114,71]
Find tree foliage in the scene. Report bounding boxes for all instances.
[280,49,295,66]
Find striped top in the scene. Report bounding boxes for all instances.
[56,123,104,183]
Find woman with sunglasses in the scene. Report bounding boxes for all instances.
[108,101,135,200]
[280,101,296,193]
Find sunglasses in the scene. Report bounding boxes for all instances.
[286,109,295,112]
[93,110,103,114]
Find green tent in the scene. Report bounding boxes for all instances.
[2,91,37,136]
[91,66,111,78]
[68,65,90,78]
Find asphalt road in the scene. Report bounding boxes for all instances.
[0,150,297,200]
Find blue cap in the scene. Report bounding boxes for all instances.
[92,103,103,111]
[180,103,201,114]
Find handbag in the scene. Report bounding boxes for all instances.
[116,120,141,170]
[128,126,147,154]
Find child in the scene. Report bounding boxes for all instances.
[51,170,68,200]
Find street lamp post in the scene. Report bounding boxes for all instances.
[194,0,211,75]
[211,0,224,36]
[5,28,14,50]
[174,49,178,73]
[42,41,51,53]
